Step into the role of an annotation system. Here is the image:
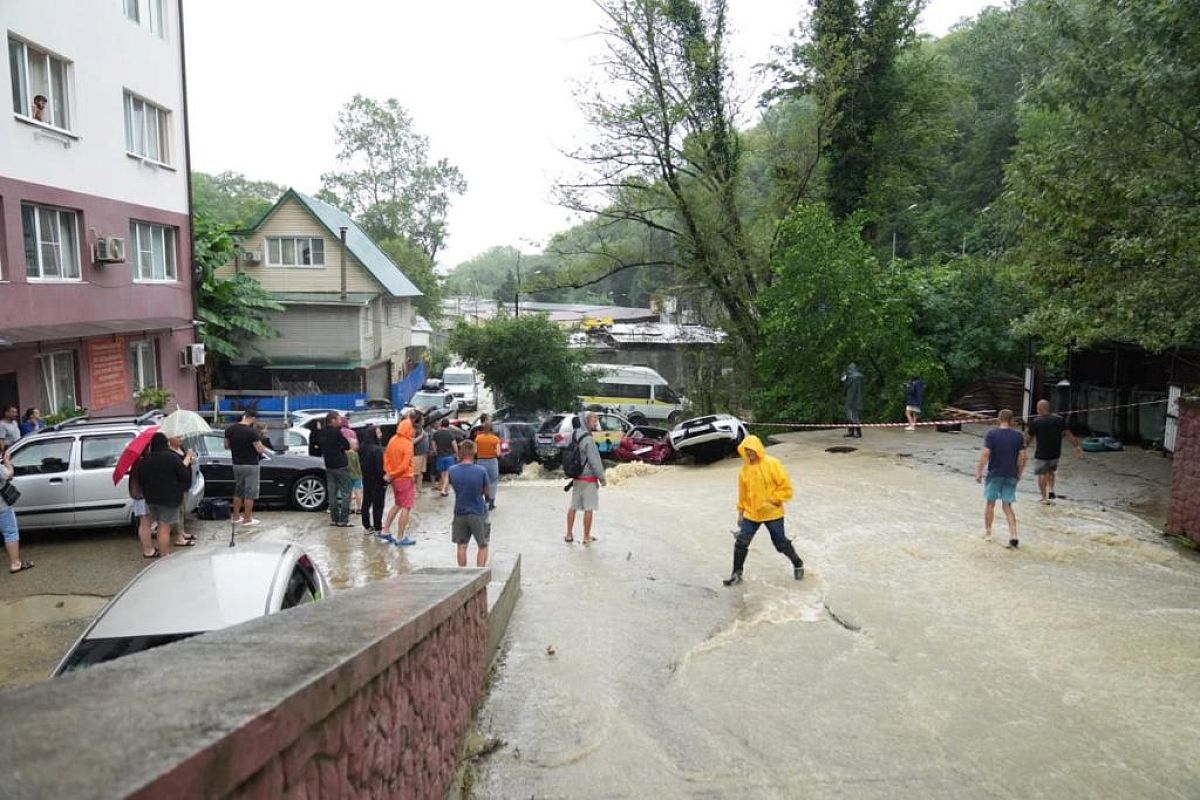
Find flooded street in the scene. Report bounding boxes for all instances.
[468,430,1200,798]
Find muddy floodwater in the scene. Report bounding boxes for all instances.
[466,430,1200,798]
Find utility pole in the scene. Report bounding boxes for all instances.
[514,250,521,318]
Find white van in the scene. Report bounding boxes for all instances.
[579,364,686,425]
[442,366,479,411]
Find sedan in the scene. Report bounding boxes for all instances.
[52,540,329,676]
[187,431,328,511]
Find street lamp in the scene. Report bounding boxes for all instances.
[892,202,919,263]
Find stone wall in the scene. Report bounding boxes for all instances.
[0,569,489,800]
[1168,398,1200,544]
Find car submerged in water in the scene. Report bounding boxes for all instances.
[667,414,748,463]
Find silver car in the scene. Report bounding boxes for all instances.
[6,416,203,531]
[53,539,329,676]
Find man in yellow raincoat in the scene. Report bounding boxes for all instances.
[723,435,804,586]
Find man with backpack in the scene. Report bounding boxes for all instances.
[564,413,606,544]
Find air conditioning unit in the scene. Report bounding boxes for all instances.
[94,236,127,263]
[242,249,262,265]
[179,342,206,368]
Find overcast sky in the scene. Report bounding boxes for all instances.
[184,0,1000,270]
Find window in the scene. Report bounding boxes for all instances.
[123,92,171,164]
[80,433,134,471]
[130,340,158,390]
[37,351,77,412]
[129,222,176,281]
[599,414,628,433]
[654,385,680,404]
[266,236,325,267]
[123,0,165,37]
[599,381,651,400]
[8,37,71,130]
[123,0,140,22]
[22,204,80,279]
[11,437,73,476]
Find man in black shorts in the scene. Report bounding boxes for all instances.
[225,409,267,525]
[1025,399,1083,504]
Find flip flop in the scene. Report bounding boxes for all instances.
[182,533,196,541]
[143,550,160,559]
[583,537,598,545]
[9,561,34,574]
[172,539,196,547]
[564,536,575,543]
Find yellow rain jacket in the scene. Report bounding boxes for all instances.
[736,435,793,522]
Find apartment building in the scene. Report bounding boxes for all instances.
[0,0,197,419]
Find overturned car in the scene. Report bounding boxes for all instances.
[612,425,674,465]
[668,414,748,463]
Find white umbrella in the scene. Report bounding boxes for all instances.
[158,409,212,438]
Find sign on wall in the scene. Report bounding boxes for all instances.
[88,337,128,409]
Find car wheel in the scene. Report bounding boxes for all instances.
[628,412,646,424]
[667,411,683,425]
[290,474,328,511]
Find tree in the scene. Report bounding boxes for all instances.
[378,236,443,320]
[193,214,284,400]
[448,315,594,412]
[191,171,286,229]
[319,95,466,261]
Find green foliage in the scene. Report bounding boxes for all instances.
[756,204,945,422]
[378,236,442,320]
[448,315,593,413]
[191,171,286,229]
[43,405,87,426]
[133,386,174,412]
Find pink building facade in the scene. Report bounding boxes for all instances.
[0,0,197,419]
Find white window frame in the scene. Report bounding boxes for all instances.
[129,339,158,391]
[123,91,172,166]
[266,236,326,268]
[37,351,78,413]
[8,36,73,132]
[22,203,81,280]
[123,0,166,37]
[129,221,177,282]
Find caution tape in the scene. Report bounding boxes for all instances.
[746,398,1170,431]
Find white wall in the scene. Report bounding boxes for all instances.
[0,0,188,213]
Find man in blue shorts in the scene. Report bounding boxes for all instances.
[447,440,491,567]
[976,408,1027,548]
[432,419,460,497]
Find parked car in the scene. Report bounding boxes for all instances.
[410,390,458,415]
[494,421,539,474]
[288,408,347,425]
[5,416,203,532]
[613,425,674,465]
[534,411,632,469]
[668,414,748,463]
[186,431,327,511]
[442,366,480,411]
[52,539,329,676]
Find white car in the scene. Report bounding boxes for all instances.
[442,367,480,411]
[668,414,748,463]
[52,539,329,676]
[410,390,459,415]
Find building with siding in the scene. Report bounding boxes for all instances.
[0,0,198,418]
[214,190,421,398]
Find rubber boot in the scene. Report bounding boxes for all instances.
[724,540,749,586]
[779,541,805,580]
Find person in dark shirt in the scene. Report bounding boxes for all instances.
[432,419,460,496]
[904,376,925,431]
[224,409,266,526]
[309,412,353,526]
[976,409,1028,548]
[138,433,193,557]
[1025,399,1083,504]
[358,425,386,533]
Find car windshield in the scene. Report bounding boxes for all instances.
[539,416,566,434]
[444,374,474,384]
[57,632,200,675]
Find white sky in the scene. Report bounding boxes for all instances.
[184,0,1000,270]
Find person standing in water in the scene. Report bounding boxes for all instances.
[723,435,804,586]
[976,408,1027,548]
[842,364,864,438]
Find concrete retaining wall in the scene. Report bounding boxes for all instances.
[1168,399,1200,544]
[0,568,490,799]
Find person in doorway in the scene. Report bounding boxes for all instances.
[842,364,864,438]
[310,412,353,527]
[448,440,491,567]
[433,418,459,497]
[138,433,194,557]
[167,435,198,543]
[382,417,417,545]
[31,94,47,122]
[474,421,502,510]
[565,413,606,545]
[358,425,386,533]
[224,409,266,525]
[1025,399,1083,504]
[0,406,20,448]
[411,410,430,494]
[1,442,33,574]
[19,408,44,438]
[976,409,1028,548]
[904,376,925,431]
[723,435,803,586]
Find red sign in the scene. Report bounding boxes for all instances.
[88,337,128,409]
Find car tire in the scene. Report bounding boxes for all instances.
[667,411,683,425]
[628,413,646,424]
[290,474,328,511]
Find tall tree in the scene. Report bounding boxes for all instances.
[191,171,287,229]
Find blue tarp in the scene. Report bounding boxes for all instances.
[202,364,429,418]
[392,362,427,408]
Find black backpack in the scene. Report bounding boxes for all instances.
[562,431,591,478]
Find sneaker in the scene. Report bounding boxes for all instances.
[241,518,259,526]
[904,425,915,432]
[722,572,744,587]
[793,564,805,581]
[397,536,417,546]
[1007,539,1019,549]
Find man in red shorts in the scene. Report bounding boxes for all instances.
[382,418,417,546]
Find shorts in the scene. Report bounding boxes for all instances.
[351,478,363,490]
[148,503,180,525]
[1033,458,1059,476]
[132,498,148,517]
[391,476,415,509]
[233,465,261,500]
[413,454,427,474]
[0,506,18,544]
[984,476,1019,504]
[905,405,921,414]
[436,455,456,474]
[451,513,491,546]
[569,479,600,512]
